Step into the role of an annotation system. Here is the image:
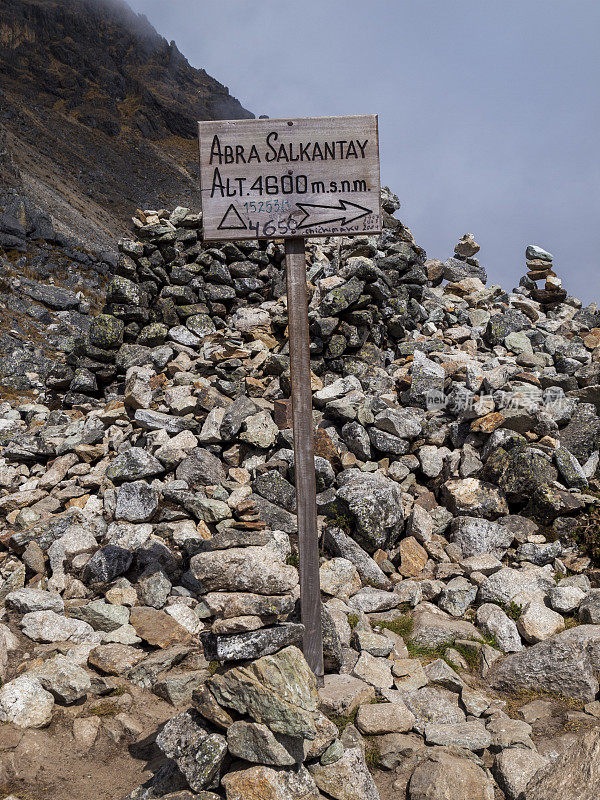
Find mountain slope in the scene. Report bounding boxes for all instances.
[0,0,253,248]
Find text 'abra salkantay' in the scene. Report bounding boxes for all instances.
[209,131,371,164]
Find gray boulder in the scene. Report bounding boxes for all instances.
[334,472,404,553]
[156,710,227,792]
[5,588,64,614]
[208,645,318,740]
[578,590,600,624]
[190,546,298,595]
[451,516,514,558]
[309,746,380,800]
[408,751,494,800]
[176,448,226,487]
[115,481,159,522]
[32,654,91,704]
[82,545,133,584]
[478,567,554,607]
[443,256,487,283]
[201,623,304,662]
[226,721,299,766]
[106,449,164,483]
[520,728,600,800]
[323,527,391,590]
[490,625,600,701]
[409,351,445,407]
[494,748,547,800]
[476,603,523,653]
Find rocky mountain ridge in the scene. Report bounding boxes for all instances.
[0,0,253,249]
[0,188,599,799]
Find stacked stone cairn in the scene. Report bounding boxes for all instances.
[0,188,600,799]
[522,245,567,308]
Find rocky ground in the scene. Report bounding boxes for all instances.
[0,189,599,800]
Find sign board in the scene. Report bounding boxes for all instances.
[198,115,381,240]
[197,113,383,684]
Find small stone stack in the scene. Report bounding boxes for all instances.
[524,244,567,307]
[440,233,487,284]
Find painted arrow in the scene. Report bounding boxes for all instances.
[295,199,373,229]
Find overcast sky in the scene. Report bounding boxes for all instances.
[128,0,600,305]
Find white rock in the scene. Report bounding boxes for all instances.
[548,585,586,614]
[239,411,278,448]
[20,610,102,644]
[418,445,445,478]
[355,701,415,734]
[165,603,202,634]
[124,365,154,410]
[56,526,98,558]
[476,603,523,653]
[6,588,64,614]
[314,376,362,405]
[319,558,362,598]
[517,601,565,644]
[478,566,554,606]
[198,407,227,444]
[231,307,271,332]
[0,675,54,728]
[352,651,394,689]
[406,504,434,543]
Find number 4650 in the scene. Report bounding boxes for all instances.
[248,215,298,236]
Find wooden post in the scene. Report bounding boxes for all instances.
[285,237,324,686]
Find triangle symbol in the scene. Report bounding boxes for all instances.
[218,203,247,230]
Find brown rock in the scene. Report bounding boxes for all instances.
[192,685,234,729]
[273,399,293,429]
[0,489,47,515]
[314,428,342,470]
[88,644,146,675]
[583,330,600,350]
[470,412,505,433]
[399,537,428,577]
[22,542,46,575]
[531,288,568,306]
[129,607,193,648]
[454,234,480,258]
[222,764,321,800]
[526,270,553,281]
[425,259,444,284]
[66,495,90,509]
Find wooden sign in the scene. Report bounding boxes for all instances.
[198,115,381,241]
[197,113,384,684]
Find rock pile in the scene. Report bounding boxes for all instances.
[0,190,599,799]
[0,188,112,396]
[521,245,567,308]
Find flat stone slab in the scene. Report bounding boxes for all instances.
[318,674,375,717]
